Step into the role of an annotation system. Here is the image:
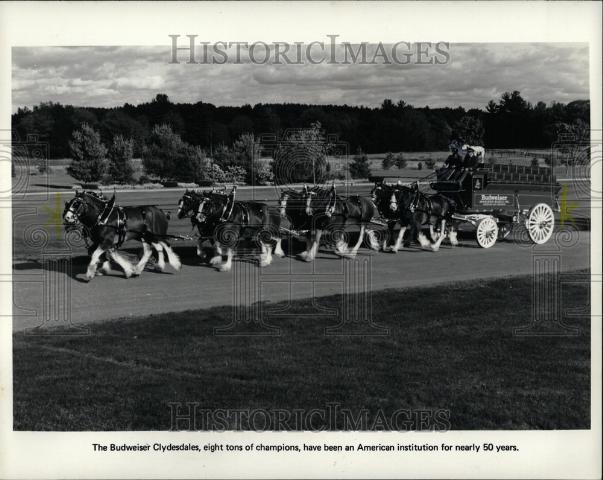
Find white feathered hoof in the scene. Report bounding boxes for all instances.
[431,244,440,252]
[216,263,232,272]
[209,255,223,265]
[121,263,134,278]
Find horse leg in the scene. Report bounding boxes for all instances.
[298,233,312,259]
[209,241,223,265]
[305,229,322,262]
[382,228,389,252]
[133,239,153,275]
[196,238,204,258]
[346,224,365,257]
[216,247,233,272]
[273,237,285,257]
[107,249,134,278]
[160,241,181,270]
[151,242,166,271]
[259,241,273,267]
[333,223,349,255]
[448,223,459,246]
[365,228,380,251]
[417,224,432,250]
[431,219,447,252]
[85,245,106,281]
[391,226,407,253]
[97,259,111,275]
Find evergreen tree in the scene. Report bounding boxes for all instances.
[107,135,135,184]
[394,153,407,169]
[349,148,370,179]
[67,123,107,183]
[382,152,394,170]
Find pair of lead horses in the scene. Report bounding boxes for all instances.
[63,190,181,281]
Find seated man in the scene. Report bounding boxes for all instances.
[463,151,479,169]
[445,150,463,169]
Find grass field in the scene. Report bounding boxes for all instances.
[13,273,590,431]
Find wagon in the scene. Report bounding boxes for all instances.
[430,163,561,248]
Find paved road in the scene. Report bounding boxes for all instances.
[11,229,590,332]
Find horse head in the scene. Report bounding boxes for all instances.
[196,191,229,224]
[63,191,102,227]
[177,190,199,219]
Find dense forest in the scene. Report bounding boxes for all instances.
[12,91,590,159]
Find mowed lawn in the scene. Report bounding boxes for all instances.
[13,273,590,431]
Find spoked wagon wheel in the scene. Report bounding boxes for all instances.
[526,203,555,244]
[475,217,498,248]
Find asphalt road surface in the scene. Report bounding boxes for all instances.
[10,182,591,331]
[11,230,590,332]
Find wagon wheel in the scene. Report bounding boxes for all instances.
[475,217,498,248]
[526,203,555,244]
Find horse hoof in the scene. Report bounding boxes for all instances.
[431,246,440,252]
[209,256,222,265]
[274,252,285,258]
[217,265,231,272]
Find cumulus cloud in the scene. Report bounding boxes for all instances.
[12,43,589,111]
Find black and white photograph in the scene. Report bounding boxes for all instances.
[1,1,601,478]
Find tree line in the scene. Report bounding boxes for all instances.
[12,91,590,160]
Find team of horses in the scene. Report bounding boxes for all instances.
[63,182,458,280]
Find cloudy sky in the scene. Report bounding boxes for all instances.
[12,43,589,111]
